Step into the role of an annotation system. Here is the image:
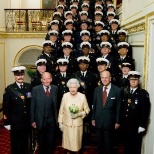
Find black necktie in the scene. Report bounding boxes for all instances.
[130,89,133,94]
[82,72,84,77]
[20,85,23,89]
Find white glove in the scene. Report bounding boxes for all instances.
[4,125,11,130]
[138,127,145,133]
[59,123,63,132]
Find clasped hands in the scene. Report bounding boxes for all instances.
[71,112,84,119]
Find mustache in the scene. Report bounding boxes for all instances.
[17,78,23,80]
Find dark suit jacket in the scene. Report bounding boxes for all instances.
[92,84,121,129]
[30,84,58,130]
[3,82,32,129]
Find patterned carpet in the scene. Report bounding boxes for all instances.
[0,125,11,154]
[0,119,124,154]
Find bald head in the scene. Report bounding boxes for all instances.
[41,72,52,87]
[41,72,52,79]
[101,71,111,86]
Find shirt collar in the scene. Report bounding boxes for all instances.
[81,70,87,76]
[43,85,51,91]
[130,87,138,93]
[102,54,108,58]
[103,83,111,90]
[44,53,51,57]
[16,82,23,88]
[123,75,128,78]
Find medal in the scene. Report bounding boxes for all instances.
[128,99,131,104]
[21,95,25,100]
[81,82,85,86]
[61,81,65,85]
[98,82,101,86]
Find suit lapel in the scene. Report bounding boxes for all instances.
[98,85,103,107]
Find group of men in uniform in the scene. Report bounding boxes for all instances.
[2,0,150,154]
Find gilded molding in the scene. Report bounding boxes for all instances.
[125,22,145,34]
[142,15,149,88]
[0,33,46,38]
[14,45,42,65]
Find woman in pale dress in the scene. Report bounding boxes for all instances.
[58,78,90,154]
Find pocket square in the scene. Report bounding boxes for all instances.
[111,97,116,99]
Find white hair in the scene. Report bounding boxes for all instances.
[67,78,80,88]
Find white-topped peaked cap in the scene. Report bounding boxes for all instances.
[94,11,103,16]
[49,20,59,25]
[95,21,105,27]
[96,57,109,64]
[117,29,128,35]
[107,4,115,8]
[70,4,78,9]
[53,12,62,17]
[64,11,73,18]
[128,71,141,79]
[95,4,103,9]
[81,3,89,8]
[64,19,74,26]
[62,42,73,48]
[117,42,129,48]
[79,11,88,16]
[56,5,65,9]
[80,41,91,48]
[77,56,90,63]
[98,30,110,35]
[11,66,26,72]
[121,62,131,68]
[57,58,69,65]
[42,40,54,47]
[80,30,90,36]
[35,59,47,66]
[48,30,59,35]
[107,11,115,16]
[109,19,120,25]
[62,30,73,35]
[100,42,112,48]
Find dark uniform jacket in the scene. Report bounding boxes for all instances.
[52,72,71,109]
[114,55,135,76]
[94,72,102,88]
[61,55,78,73]
[31,71,42,88]
[72,70,95,108]
[114,75,130,88]
[121,87,150,131]
[38,52,56,74]
[92,84,121,129]
[2,82,32,129]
